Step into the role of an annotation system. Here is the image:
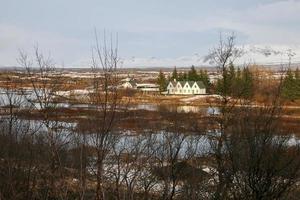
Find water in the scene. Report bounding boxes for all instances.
[0,88,220,115]
[0,88,297,156]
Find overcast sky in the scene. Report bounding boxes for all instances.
[1,0,300,67]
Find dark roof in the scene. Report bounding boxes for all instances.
[187,81,194,87]
[169,81,177,86]
[196,81,205,88]
[129,80,137,87]
[178,81,185,86]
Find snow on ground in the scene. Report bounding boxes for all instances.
[71,89,91,95]
[56,91,70,96]
[55,89,92,97]
[181,95,222,102]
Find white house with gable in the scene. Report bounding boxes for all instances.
[167,80,206,95]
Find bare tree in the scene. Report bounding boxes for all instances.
[88,30,123,200]
[71,124,90,200]
[0,76,36,199]
[18,47,70,199]
[137,134,160,200]
[107,135,148,200]
[204,33,244,199]
[150,110,204,200]
[205,33,244,102]
[205,33,300,200]
[224,102,300,199]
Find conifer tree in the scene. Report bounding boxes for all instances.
[188,65,199,81]
[295,68,300,80]
[228,62,236,81]
[282,68,300,101]
[177,72,183,81]
[228,62,236,94]
[199,70,210,89]
[171,67,178,81]
[296,68,300,99]
[182,72,188,81]
[241,67,254,99]
[216,68,231,96]
[157,70,167,93]
[215,65,254,98]
[234,67,243,97]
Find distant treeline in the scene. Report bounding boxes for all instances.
[215,62,254,99]
[157,64,300,101]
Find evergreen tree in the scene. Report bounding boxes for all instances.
[234,67,243,97]
[199,70,204,81]
[223,62,236,95]
[182,72,188,81]
[177,72,184,81]
[188,65,199,81]
[236,67,241,79]
[282,68,300,101]
[157,70,167,93]
[171,67,178,81]
[228,62,236,85]
[216,68,231,96]
[241,67,254,99]
[199,70,210,89]
[167,74,171,82]
[216,78,223,95]
[296,68,300,99]
[295,68,300,80]
[215,65,254,99]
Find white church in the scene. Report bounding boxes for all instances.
[166,80,206,95]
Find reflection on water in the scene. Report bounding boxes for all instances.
[53,103,218,114]
[128,104,220,115]
[0,88,219,115]
[129,104,158,112]
[0,115,299,158]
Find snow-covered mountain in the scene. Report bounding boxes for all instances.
[235,44,300,66]
[70,45,300,68]
[120,45,300,68]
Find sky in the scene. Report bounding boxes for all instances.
[1,0,300,67]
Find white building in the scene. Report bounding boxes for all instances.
[136,83,159,92]
[121,78,159,93]
[121,78,137,89]
[167,80,206,95]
